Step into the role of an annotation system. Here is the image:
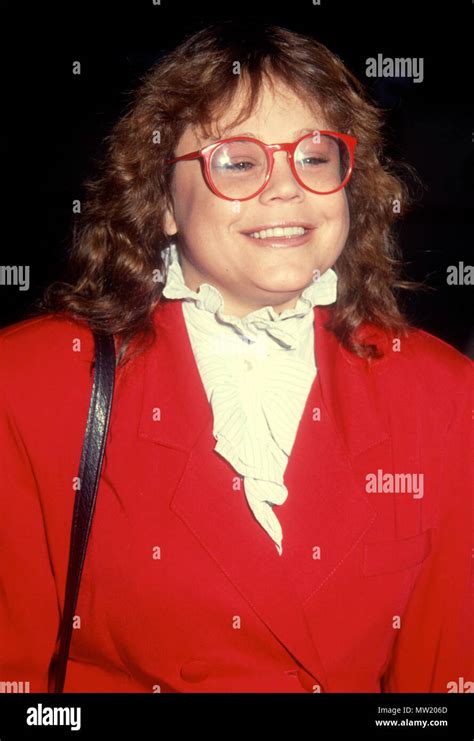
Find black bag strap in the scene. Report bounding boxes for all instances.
[48,331,116,693]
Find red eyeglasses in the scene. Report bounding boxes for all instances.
[165,130,357,202]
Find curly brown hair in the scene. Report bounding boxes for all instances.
[36,20,426,367]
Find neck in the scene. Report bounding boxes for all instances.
[179,256,302,318]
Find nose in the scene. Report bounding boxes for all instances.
[260,150,303,199]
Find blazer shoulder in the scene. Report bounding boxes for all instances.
[0,313,95,391]
[356,323,472,436]
[352,320,473,421]
[371,324,473,428]
[400,325,473,387]
[347,316,472,386]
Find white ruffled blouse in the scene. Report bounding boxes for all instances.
[161,241,338,556]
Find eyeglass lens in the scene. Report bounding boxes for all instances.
[209,134,350,199]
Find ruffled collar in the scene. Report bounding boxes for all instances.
[161,241,338,349]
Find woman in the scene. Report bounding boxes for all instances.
[0,21,472,694]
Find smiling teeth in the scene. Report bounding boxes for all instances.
[249,226,307,239]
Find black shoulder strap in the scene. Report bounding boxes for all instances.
[48,331,116,693]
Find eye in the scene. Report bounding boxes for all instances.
[220,159,256,171]
[299,156,329,166]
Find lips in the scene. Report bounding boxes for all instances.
[240,222,315,234]
[241,228,314,249]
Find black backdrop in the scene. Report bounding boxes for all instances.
[2,0,473,356]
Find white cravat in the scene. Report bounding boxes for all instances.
[160,241,338,555]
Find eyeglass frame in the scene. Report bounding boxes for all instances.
[165,130,357,202]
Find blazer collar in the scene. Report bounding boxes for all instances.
[138,297,389,458]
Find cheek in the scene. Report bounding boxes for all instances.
[322,194,350,239]
[313,197,350,269]
[172,177,200,226]
[173,171,231,232]
[338,204,350,241]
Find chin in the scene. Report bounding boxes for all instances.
[269,272,315,290]
[255,282,311,299]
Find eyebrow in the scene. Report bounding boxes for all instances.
[207,127,318,143]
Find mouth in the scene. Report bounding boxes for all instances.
[240,224,315,249]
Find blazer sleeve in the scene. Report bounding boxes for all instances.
[0,349,61,693]
[381,370,474,693]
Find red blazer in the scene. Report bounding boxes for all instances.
[0,299,472,694]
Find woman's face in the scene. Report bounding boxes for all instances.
[164,77,350,317]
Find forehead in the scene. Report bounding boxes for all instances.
[192,77,327,147]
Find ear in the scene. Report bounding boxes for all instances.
[163,197,178,237]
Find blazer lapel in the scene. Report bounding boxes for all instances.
[137,298,389,686]
[278,308,390,602]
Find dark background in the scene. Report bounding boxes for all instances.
[3,0,473,356]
